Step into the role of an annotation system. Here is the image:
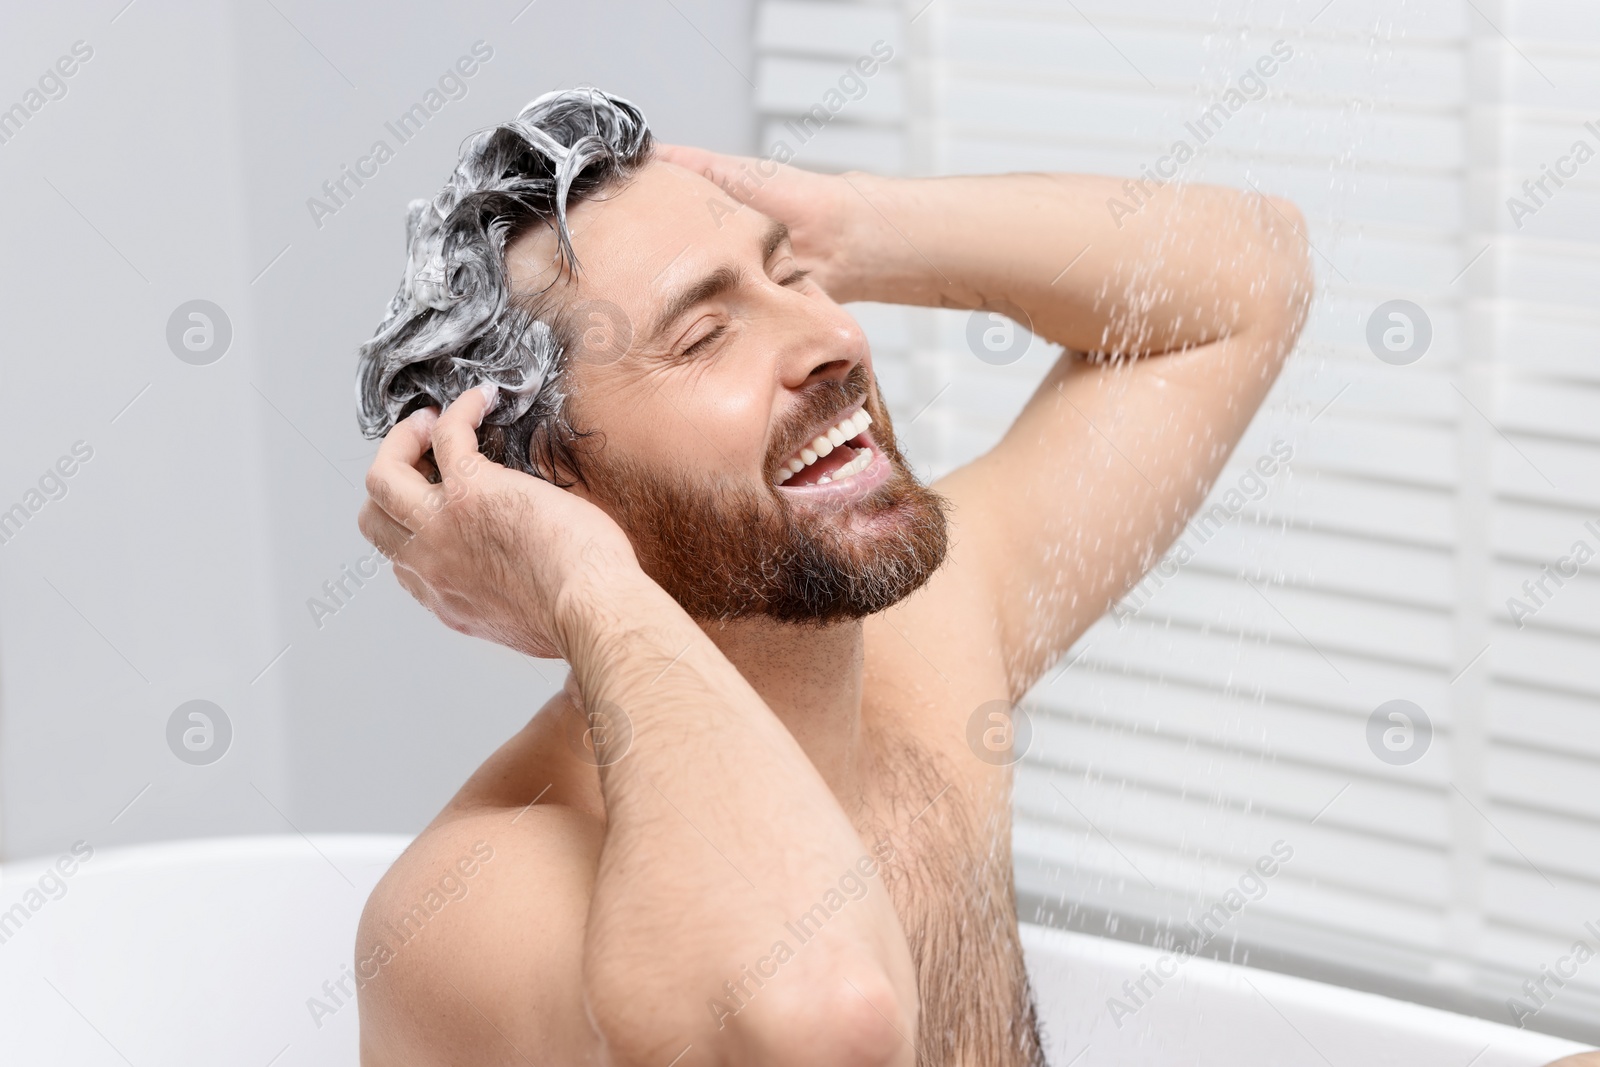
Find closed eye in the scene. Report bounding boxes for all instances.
[682,323,728,357]
[680,269,811,358]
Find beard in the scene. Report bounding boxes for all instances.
[578,367,950,624]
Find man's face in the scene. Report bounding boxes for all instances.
[505,158,948,623]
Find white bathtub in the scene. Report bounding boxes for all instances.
[1,835,1590,1066]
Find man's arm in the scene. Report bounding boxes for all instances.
[357,395,919,1067]
[834,172,1315,698]
[564,577,917,1067]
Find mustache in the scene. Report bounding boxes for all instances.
[766,363,873,472]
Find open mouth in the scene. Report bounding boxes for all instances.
[774,406,877,488]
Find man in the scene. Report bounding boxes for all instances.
[350,87,1317,1064]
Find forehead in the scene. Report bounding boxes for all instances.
[503,159,756,312]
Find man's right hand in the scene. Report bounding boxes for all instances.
[357,383,646,660]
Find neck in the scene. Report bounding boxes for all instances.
[699,614,867,807]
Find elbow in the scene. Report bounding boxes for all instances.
[586,947,915,1067]
[741,967,915,1067]
[1235,193,1314,356]
[807,970,915,1067]
[1262,195,1316,325]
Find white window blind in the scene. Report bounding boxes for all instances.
[757,0,1600,1043]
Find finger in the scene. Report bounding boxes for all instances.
[654,142,765,203]
[366,408,442,527]
[377,405,439,468]
[654,141,727,173]
[431,383,500,490]
[358,497,415,562]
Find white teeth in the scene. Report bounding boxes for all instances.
[836,448,872,479]
[773,407,877,485]
[777,444,874,488]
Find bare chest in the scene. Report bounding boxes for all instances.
[856,732,1048,1067]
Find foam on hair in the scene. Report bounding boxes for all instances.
[354,87,653,483]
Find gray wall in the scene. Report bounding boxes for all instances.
[0,0,755,860]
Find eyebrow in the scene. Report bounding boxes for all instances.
[644,219,792,346]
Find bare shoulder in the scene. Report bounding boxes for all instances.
[356,695,607,1065]
[356,805,604,1065]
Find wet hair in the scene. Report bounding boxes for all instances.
[353,87,654,485]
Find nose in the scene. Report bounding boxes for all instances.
[778,295,869,390]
